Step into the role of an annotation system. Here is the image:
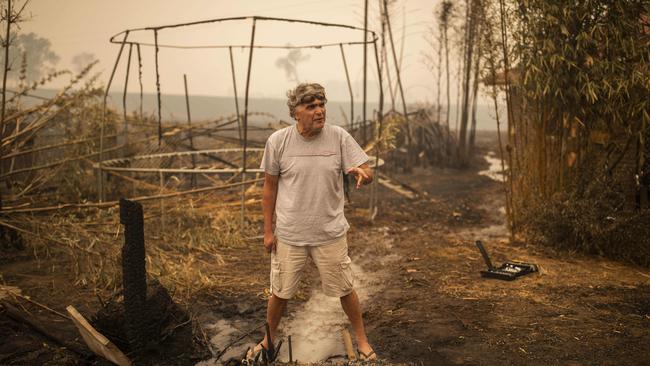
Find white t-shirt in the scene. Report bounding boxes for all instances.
[260,124,369,246]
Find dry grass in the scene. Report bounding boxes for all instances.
[0,63,275,304]
[4,184,265,303]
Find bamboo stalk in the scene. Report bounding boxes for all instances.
[228,46,243,142]
[104,169,175,194]
[370,41,384,221]
[1,177,264,214]
[1,131,147,160]
[378,2,395,111]
[183,74,197,188]
[339,44,354,131]
[100,30,130,202]
[1,0,11,147]
[0,142,128,179]
[468,10,482,159]
[154,29,162,146]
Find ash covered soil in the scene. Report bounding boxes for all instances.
[2,132,650,365]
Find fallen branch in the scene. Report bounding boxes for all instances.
[1,301,91,358]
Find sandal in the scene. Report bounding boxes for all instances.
[244,342,266,363]
[358,348,378,361]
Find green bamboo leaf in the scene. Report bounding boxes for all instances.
[560,24,569,36]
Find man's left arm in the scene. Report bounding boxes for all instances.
[347,163,373,189]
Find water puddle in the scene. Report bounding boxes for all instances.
[198,229,397,365]
[201,319,252,362]
[457,223,509,241]
[478,151,505,182]
[275,262,371,363]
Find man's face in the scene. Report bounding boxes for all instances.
[294,98,326,135]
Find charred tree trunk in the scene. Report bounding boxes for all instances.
[119,198,149,352]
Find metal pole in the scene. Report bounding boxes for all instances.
[339,44,354,132]
[229,46,243,143]
[154,29,162,146]
[136,44,144,121]
[362,0,368,144]
[122,44,133,146]
[184,74,197,188]
[241,18,257,227]
[99,30,129,202]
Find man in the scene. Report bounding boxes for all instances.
[252,83,376,361]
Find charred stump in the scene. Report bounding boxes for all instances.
[90,198,208,365]
[119,198,150,352]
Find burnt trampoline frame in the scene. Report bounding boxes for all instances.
[98,15,386,222]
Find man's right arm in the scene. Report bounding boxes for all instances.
[262,172,279,253]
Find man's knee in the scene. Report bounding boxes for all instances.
[339,289,356,302]
[270,294,289,303]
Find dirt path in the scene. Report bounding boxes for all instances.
[343,147,650,365]
[197,223,400,365]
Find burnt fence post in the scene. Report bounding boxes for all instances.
[119,198,148,352]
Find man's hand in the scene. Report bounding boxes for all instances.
[264,232,277,253]
[347,165,373,189]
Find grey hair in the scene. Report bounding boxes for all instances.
[286,83,327,119]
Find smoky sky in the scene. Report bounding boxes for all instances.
[17,0,478,105]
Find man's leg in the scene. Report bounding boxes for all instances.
[340,290,374,356]
[260,294,287,349]
[255,240,305,352]
[312,236,375,357]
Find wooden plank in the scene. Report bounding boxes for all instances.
[378,177,417,199]
[341,328,357,361]
[66,305,132,366]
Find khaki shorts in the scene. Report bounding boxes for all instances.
[270,235,354,299]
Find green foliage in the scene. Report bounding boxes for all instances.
[510,0,650,264]
[518,0,650,135]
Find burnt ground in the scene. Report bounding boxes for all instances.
[2,132,650,365]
